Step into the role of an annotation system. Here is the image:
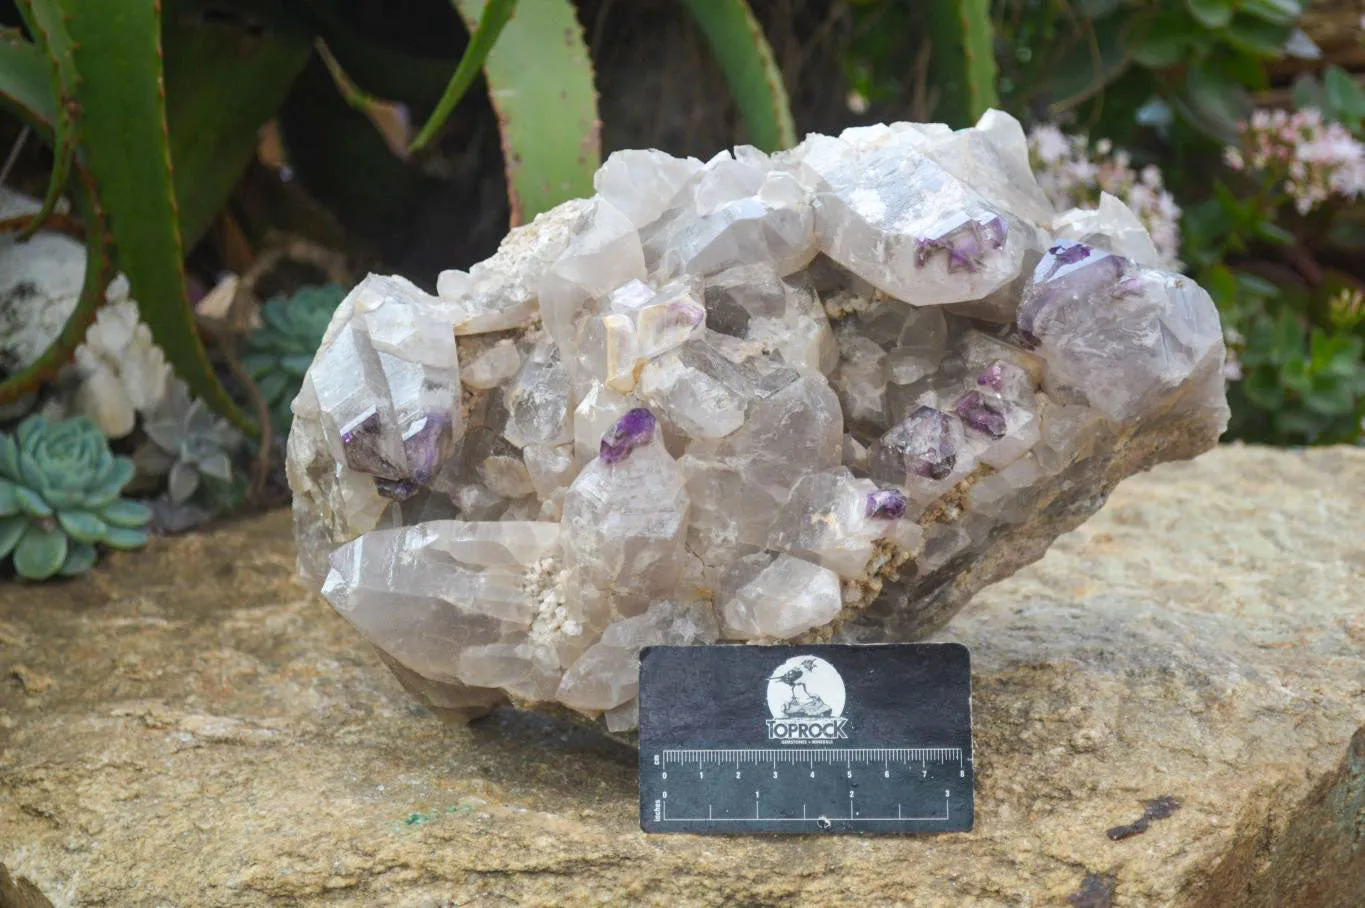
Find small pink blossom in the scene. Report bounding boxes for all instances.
[1027,124,1182,267]
[1227,107,1365,214]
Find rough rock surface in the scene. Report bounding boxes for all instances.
[2,445,1363,907]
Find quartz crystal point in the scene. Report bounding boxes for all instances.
[290,110,1229,738]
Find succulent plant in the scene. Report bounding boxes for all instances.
[0,415,151,580]
[137,379,242,506]
[242,284,346,434]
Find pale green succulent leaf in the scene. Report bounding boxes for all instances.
[0,515,27,558]
[43,487,86,510]
[14,485,53,519]
[169,460,200,504]
[281,354,314,376]
[144,418,183,452]
[89,457,136,502]
[17,451,48,497]
[0,435,19,479]
[197,451,233,482]
[13,523,67,580]
[103,525,150,551]
[60,541,98,576]
[241,353,273,378]
[57,509,108,544]
[15,414,46,447]
[255,371,292,411]
[0,479,18,517]
[100,499,152,529]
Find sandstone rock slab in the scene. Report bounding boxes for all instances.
[2,445,1362,906]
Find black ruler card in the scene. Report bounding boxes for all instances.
[638,643,973,835]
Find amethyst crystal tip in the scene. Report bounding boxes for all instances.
[865,488,908,520]
[599,408,657,464]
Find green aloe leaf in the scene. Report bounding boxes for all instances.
[100,499,152,529]
[678,0,796,151]
[0,515,27,558]
[410,0,518,152]
[61,0,254,433]
[12,0,79,240]
[451,0,599,224]
[0,33,112,407]
[60,540,97,576]
[103,525,150,551]
[162,3,312,249]
[13,524,67,580]
[56,509,107,543]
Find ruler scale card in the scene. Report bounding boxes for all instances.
[638,643,973,835]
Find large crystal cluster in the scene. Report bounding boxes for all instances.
[289,111,1228,733]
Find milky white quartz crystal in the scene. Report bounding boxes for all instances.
[289,111,1229,734]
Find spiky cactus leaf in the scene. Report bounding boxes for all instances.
[924,0,999,125]
[677,0,795,151]
[13,524,67,580]
[61,0,254,433]
[451,0,600,224]
[60,541,97,576]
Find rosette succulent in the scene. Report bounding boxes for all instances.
[243,284,346,434]
[0,415,151,580]
[137,379,242,506]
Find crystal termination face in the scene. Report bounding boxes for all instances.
[288,110,1229,737]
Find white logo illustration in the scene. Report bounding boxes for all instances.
[765,655,849,742]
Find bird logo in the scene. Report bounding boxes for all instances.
[765,655,846,726]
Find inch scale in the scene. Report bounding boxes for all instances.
[638,645,974,835]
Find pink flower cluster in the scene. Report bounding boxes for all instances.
[1225,109,1365,215]
[1027,125,1182,268]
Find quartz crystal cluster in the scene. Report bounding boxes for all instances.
[289,110,1229,734]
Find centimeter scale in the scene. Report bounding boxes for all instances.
[638,644,974,835]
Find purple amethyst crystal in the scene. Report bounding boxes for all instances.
[1048,242,1092,266]
[865,488,908,520]
[1018,241,1128,341]
[402,411,454,485]
[914,216,1009,274]
[340,410,403,478]
[599,408,657,464]
[875,406,960,481]
[956,391,1008,439]
[978,362,1007,394]
[374,477,420,501]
